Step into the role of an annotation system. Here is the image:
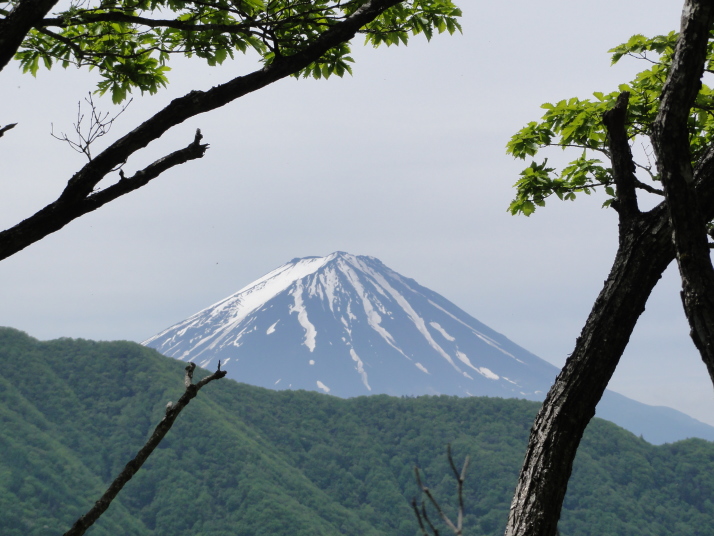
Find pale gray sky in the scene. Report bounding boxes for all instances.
[3,0,712,425]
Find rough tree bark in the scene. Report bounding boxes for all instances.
[63,362,227,536]
[0,0,404,262]
[504,205,673,536]
[652,0,714,382]
[505,4,714,533]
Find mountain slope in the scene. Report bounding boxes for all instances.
[144,252,714,444]
[3,328,714,536]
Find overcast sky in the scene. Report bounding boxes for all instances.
[3,0,712,426]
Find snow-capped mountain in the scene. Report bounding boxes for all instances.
[144,251,714,444]
[144,252,558,399]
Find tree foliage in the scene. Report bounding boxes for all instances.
[0,0,461,262]
[10,0,461,103]
[0,1,462,533]
[3,328,714,536]
[503,2,714,534]
[505,31,714,216]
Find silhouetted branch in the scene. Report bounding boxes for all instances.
[603,91,640,218]
[51,94,132,161]
[0,0,404,263]
[0,123,17,138]
[62,361,227,536]
[0,128,209,262]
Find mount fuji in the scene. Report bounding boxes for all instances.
[144,251,714,444]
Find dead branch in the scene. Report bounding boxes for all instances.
[412,445,469,536]
[602,91,640,218]
[62,361,227,536]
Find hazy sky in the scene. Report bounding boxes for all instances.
[3,0,712,426]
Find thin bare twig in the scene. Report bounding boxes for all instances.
[51,93,132,160]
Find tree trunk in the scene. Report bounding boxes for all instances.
[506,4,714,534]
[504,205,674,535]
[652,0,714,383]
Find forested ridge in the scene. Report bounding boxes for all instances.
[1,326,713,536]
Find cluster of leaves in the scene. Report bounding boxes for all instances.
[505,32,714,216]
[3,327,714,536]
[11,0,462,103]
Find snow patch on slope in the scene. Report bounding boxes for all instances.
[142,255,330,352]
[430,322,455,341]
[357,259,460,372]
[339,259,410,360]
[427,299,520,362]
[415,362,429,374]
[456,350,501,381]
[350,348,371,391]
[290,281,317,352]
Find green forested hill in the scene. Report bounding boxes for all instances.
[1,327,713,536]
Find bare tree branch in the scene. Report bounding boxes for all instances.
[634,177,663,195]
[412,445,469,536]
[0,123,18,138]
[411,498,433,536]
[63,361,227,536]
[0,0,403,262]
[51,94,132,161]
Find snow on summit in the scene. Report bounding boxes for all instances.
[143,252,559,399]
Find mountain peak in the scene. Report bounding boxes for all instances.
[143,252,714,443]
[143,252,557,400]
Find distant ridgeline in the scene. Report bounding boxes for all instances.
[2,327,714,536]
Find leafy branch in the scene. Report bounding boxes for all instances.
[15,0,462,103]
[506,30,714,216]
[1,0,461,262]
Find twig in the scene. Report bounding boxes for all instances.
[412,445,470,536]
[51,93,132,160]
[62,361,227,536]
